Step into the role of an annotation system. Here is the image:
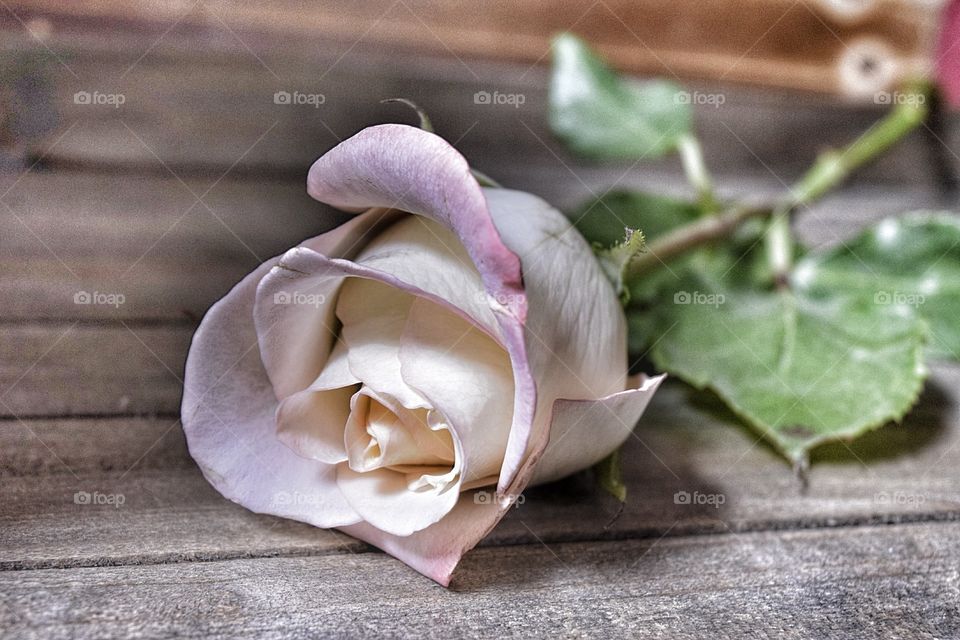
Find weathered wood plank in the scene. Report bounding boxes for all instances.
[0,171,342,321]
[1,324,190,417]
[2,522,958,639]
[0,469,364,570]
[3,365,958,569]
[0,0,941,96]
[1,170,947,321]
[0,32,949,181]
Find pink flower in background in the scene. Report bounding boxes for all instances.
[936,0,960,106]
[181,124,662,585]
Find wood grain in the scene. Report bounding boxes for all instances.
[0,170,947,321]
[2,523,958,639]
[2,53,941,183]
[0,0,942,95]
[3,368,958,570]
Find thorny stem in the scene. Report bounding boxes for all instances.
[626,204,771,278]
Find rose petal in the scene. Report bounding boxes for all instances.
[335,277,425,410]
[339,377,663,585]
[482,188,629,495]
[306,125,537,492]
[532,374,666,485]
[255,208,396,400]
[182,260,360,528]
[399,297,515,485]
[336,464,461,537]
[347,214,503,342]
[306,124,526,322]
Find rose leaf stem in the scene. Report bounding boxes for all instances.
[676,133,718,213]
[624,82,930,284]
[764,80,930,285]
[625,204,772,279]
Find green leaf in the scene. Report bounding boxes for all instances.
[593,448,627,503]
[648,269,928,466]
[793,212,960,361]
[549,33,691,160]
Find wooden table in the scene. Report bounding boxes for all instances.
[2,4,959,638]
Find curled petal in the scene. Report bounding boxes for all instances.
[399,297,515,486]
[483,188,629,495]
[532,374,666,485]
[306,124,525,321]
[182,261,360,528]
[306,127,536,492]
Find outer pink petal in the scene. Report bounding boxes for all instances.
[937,0,960,107]
[181,261,360,528]
[306,124,537,491]
[340,375,665,586]
[306,124,525,321]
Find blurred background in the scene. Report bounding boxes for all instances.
[0,0,955,324]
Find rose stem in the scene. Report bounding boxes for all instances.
[676,133,718,213]
[765,80,930,287]
[627,81,931,282]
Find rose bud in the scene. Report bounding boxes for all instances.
[182,124,663,585]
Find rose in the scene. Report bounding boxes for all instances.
[182,124,663,585]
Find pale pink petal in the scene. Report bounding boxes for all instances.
[532,374,666,485]
[340,492,508,586]
[306,125,538,491]
[338,377,664,586]
[182,260,360,528]
[306,124,525,322]
[399,297,515,485]
[483,188,629,495]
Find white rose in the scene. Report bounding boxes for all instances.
[182,124,663,585]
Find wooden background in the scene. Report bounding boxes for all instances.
[1,1,959,637]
